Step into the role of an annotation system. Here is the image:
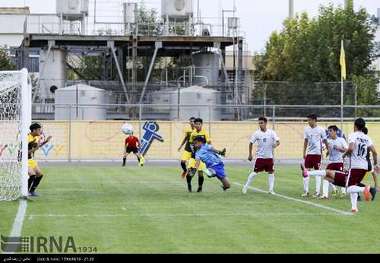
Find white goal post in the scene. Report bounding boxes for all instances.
[0,69,31,201]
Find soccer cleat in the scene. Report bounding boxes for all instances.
[301,192,309,198]
[312,192,321,198]
[363,186,372,202]
[242,186,248,194]
[139,156,145,167]
[268,191,276,195]
[319,195,329,200]
[221,186,230,192]
[351,208,359,213]
[29,192,39,197]
[370,187,377,201]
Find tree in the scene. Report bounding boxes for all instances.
[0,47,15,71]
[253,4,378,107]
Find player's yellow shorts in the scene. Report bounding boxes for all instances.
[181,150,192,161]
[28,159,38,169]
[187,158,206,171]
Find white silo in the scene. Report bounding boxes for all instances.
[56,0,89,19]
[161,0,193,35]
[169,86,221,121]
[192,52,220,86]
[161,0,193,19]
[56,0,89,34]
[39,48,67,101]
[55,84,108,120]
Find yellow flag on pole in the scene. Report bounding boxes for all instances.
[340,40,347,80]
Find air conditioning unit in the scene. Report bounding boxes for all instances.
[56,0,89,20]
[161,0,193,18]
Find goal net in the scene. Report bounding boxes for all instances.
[0,69,31,201]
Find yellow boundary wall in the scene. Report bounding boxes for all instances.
[29,121,380,161]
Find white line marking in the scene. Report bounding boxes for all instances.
[233,183,353,216]
[28,212,345,219]
[4,199,28,254]
[9,200,27,236]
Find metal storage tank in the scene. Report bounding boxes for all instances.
[56,0,89,20]
[169,86,221,121]
[39,48,66,101]
[55,84,108,120]
[192,52,220,86]
[161,0,193,18]
[143,89,173,119]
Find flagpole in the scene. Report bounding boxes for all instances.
[340,39,345,131]
[341,76,344,130]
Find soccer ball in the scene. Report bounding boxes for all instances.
[121,123,134,135]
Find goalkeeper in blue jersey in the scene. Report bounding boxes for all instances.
[191,136,231,191]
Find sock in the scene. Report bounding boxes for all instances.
[347,185,365,194]
[303,177,310,193]
[28,175,36,192]
[350,193,359,210]
[322,179,330,197]
[244,172,257,188]
[331,183,337,192]
[198,176,204,189]
[186,175,192,191]
[308,170,327,177]
[123,157,126,166]
[181,162,187,173]
[315,176,322,195]
[268,174,275,192]
[30,175,43,193]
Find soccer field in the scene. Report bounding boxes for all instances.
[1,164,380,254]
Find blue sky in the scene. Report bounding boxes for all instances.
[0,0,379,52]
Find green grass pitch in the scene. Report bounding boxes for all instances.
[1,164,379,254]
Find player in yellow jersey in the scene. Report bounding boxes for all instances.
[186,118,210,193]
[178,117,196,178]
[27,123,52,197]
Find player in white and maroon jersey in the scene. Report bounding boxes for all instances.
[302,114,329,198]
[302,118,379,213]
[242,117,280,195]
[321,125,348,199]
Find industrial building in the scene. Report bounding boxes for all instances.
[1,0,254,121]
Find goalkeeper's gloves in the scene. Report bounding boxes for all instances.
[218,148,227,157]
[204,168,216,178]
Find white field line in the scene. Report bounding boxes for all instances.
[233,182,353,216]
[4,199,28,254]
[28,212,339,220]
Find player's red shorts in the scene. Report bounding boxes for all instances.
[333,169,367,187]
[327,162,344,172]
[254,158,274,173]
[304,155,322,170]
